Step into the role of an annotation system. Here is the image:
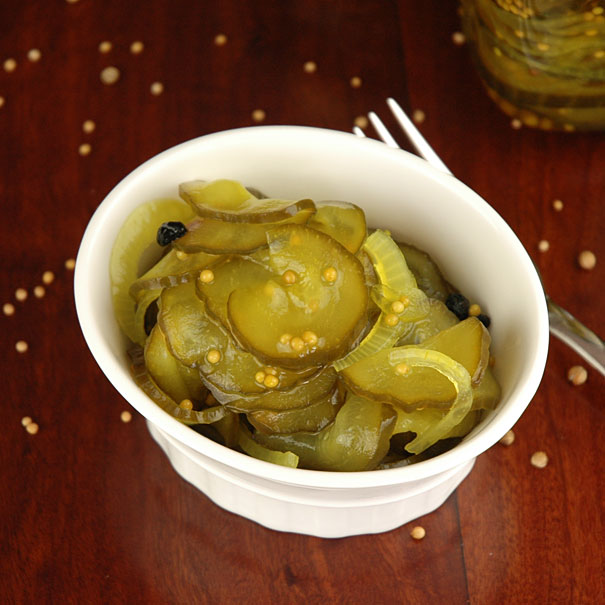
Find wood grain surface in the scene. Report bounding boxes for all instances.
[1,1,603,604]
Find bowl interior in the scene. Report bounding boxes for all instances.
[75,126,549,488]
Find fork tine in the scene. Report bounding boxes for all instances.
[386,98,452,175]
[367,111,401,149]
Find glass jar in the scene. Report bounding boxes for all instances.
[460,0,605,131]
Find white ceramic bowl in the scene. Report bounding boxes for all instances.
[75,126,549,538]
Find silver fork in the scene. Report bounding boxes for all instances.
[354,98,605,377]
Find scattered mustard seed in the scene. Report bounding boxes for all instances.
[578,250,596,270]
[214,33,227,46]
[410,526,426,540]
[66,0,80,4]
[395,363,410,376]
[33,285,45,298]
[385,313,399,327]
[26,422,39,435]
[207,349,221,364]
[290,336,305,352]
[279,333,292,345]
[452,31,466,45]
[3,302,15,316]
[302,331,318,345]
[15,288,28,302]
[98,41,113,54]
[530,451,548,468]
[499,429,515,446]
[567,365,587,386]
[199,269,214,284]
[323,267,338,282]
[120,410,132,423]
[354,115,368,129]
[79,143,91,156]
[15,340,29,353]
[511,118,522,130]
[391,300,405,314]
[552,199,563,211]
[27,48,41,62]
[303,60,317,74]
[350,76,362,88]
[21,416,33,427]
[3,58,17,72]
[179,399,193,410]
[100,66,120,85]
[130,41,144,54]
[0,96,4,108]
[264,374,279,388]
[283,270,297,284]
[255,371,266,383]
[252,109,266,123]
[82,119,96,134]
[65,258,76,270]
[42,271,55,285]
[150,81,164,96]
[538,239,550,252]
[175,250,188,260]
[412,109,426,124]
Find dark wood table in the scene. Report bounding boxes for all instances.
[2,1,603,603]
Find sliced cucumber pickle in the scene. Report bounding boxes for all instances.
[110,198,194,343]
[228,224,369,369]
[174,207,314,254]
[471,366,501,410]
[307,201,367,254]
[179,179,315,223]
[396,298,459,346]
[397,242,452,301]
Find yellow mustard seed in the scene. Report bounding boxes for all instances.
[578,250,596,270]
[391,300,405,314]
[399,295,410,305]
[179,399,193,410]
[283,270,297,284]
[65,258,76,270]
[175,250,188,260]
[323,267,338,282]
[255,371,266,383]
[150,81,164,96]
[264,374,279,388]
[26,422,39,435]
[120,410,132,423]
[354,115,369,129]
[499,429,515,446]
[468,303,482,317]
[385,313,399,327]
[252,109,266,123]
[412,109,426,124]
[350,76,362,88]
[303,60,317,73]
[15,288,28,302]
[530,451,548,468]
[0,96,4,108]
[511,118,522,130]
[4,58,17,72]
[42,271,55,285]
[302,331,318,345]
[567,365,587,386]
[33,285,45,298]
[279,333,292,345]
[3,302,15,316]
[82,119,96,134]
[100,66,120,85]
[410,526,426,540]
[21,416,32,427]
[207,349,221,364]
[214,33,227,46]
[15,340,29,353]
[552,199,563,211]
[79,143,91,156]
[130,41,144,54]
[395,363,410,376]
[27,48,41,62]
[199,269,214,283]
[538,239,550,252]
[452,31,466,45]
[290,336,305,352]
[99,41,113,53]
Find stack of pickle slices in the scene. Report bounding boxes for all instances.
[110,179,501,471]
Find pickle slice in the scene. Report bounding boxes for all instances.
[238,424,299,468]
[252,394,397,472]
[130,249,217,300]
[307,201,367,254]
[179,179,315,223]
[228,224,369,369]
[110,198,194,343]
[471,366,501,410]
[143,327,206,405]
[159,281,315,397]
[397,242,452,301]
[396,298,459,346]
[174,208,314,254]
[132,288,161,345]
[196,255,275,328]
[247,388,341,434]
[419,317,491,386]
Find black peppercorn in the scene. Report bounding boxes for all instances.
[157,221,187,246]
[445,293,470,320]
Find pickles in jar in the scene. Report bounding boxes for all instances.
[112,178,501,471]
